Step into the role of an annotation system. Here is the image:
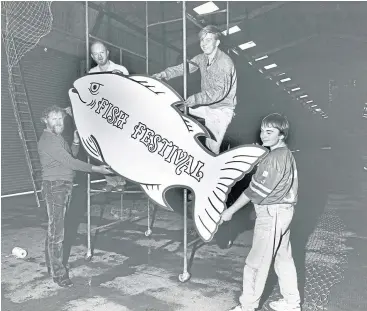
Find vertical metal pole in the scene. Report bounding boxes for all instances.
[180,0,190,282]
[85,0,92,260]
[226,1,229,53]
[119,48,122,65]
[145,1,149,75]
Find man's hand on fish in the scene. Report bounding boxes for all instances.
[152,71,168,80]
[73,130,80,144]
[219,208,233,224]
[112,69,123,74]
[64,107,73,117]
[92,165,113,175]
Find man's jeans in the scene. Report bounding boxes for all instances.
[239,204,301,309]
[189,106,234,155]
[42,180,73,278]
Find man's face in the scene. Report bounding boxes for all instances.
[45,111,64,135]
[91,43,109,66]
[260,125,284,148]
[200,33,219,55]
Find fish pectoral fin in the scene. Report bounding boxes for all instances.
[140,183,172,211]
[81,135,105,163]
[181,115,211,139]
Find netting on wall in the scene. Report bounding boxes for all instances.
[3,1,53,70]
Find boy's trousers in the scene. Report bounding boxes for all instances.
[239,203,301,309]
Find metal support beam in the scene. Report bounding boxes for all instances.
[90,1,109,36]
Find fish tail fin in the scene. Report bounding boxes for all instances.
[193,145,268,242]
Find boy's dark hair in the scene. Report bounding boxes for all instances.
[41,105,66,123]
[198,25,221,41]
[261,113,290,140]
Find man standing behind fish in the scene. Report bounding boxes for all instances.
[152,25,237,155]
[66,41,129,192]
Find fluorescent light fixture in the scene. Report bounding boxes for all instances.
[299,94,308,98]
[291,87,301,92]
[238,41,256,50]
[311,104,317,107]
[264,63,277,70]
[280,78,291,83]
[248,62,253,66]
[324,116,329,119]
[222,25,241,36]
[193,2,219,15]
[258,69,263,73]
[306,100,313,103]
[255,55,268,61]
[315,108,321,112]
[277,72,286,76]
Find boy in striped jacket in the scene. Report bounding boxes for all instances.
[221,113,301,311]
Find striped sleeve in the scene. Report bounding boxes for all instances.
[244,157,284,204]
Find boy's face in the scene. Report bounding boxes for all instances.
[260,125,284,148]
[200,33,219,55]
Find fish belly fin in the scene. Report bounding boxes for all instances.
[181,114,212,139]
[193,145,269,242]
[81,135,105,163]
[140,183,173,211]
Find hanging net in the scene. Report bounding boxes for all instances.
[3,1,53,70]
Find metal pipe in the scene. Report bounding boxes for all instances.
[148,17,183,27]
[89,34,146,59]
[145,1,149,74]
[226,1,229,53]
[85,0,92,259]
[119,49,122,65]
[182,0,189,278]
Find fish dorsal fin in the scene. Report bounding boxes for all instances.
[81,135,105,163]
[181,114,211,138]
[128,75,182,106]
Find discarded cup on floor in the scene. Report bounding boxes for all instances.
[12,247,28,259]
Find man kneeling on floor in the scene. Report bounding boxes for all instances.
[38,105,112,287]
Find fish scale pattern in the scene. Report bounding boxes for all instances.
[261,206,349,311]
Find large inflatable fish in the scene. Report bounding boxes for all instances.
[68,73,268,242]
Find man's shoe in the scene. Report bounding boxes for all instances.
[53,276,73,287]
[269,299,301,311]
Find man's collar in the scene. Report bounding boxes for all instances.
[205,48,221,65]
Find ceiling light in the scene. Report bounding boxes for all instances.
[232,49,239,55]
[258,69,263,73]
[222,25,241,36]
[315,108,321,112]
[280,78,291,83]
[299,94,308,98]
[311,104,317,107]
[291,87,301,92]
[264,63,277,70]
[306,100,313,103]
[277,72,286,76]
[248,61,253,66]
[255,55,268,61]
[238,41,256,50]
[193,2,219,15]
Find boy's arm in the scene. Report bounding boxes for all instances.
[164,55,201,80]
[223,192,251,218]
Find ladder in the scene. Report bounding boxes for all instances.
[4,34,44,207]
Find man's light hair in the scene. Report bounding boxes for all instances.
[261,113,290,140]
[41,105,66,123]
[91,41,107,52]
[198,25,221,41]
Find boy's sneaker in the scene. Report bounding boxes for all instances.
[269,299,301,311]
[228,305,254,311]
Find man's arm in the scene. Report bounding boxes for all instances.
[71,142,79,157]
[186,63,235,107]
[163,55,201,80]
[113,64,129,75]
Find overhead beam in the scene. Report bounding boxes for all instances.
[90,1,109,36]
[82,1,182,55]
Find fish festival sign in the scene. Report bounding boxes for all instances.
[68,73,268,242]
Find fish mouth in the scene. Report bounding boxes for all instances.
[71,88,87,104]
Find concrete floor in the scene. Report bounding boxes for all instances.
[1,150,367,311]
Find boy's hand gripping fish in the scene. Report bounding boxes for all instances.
[68,73,268,242]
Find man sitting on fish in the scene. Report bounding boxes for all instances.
[152,25,237,156]
[66,40,129,193]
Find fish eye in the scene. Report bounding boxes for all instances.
[88,82,103,95]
